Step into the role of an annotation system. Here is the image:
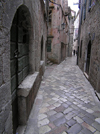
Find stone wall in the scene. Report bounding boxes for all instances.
[78,0,100,93]
[0,0,47,133]
[47,1,68,64]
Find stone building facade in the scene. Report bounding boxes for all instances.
[73,11,79,55]
[67,9,76,57]
[78,0,100,95]
[0,0,48,133]
[47,0,68,64]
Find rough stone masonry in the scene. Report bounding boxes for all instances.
[0,0,48,133]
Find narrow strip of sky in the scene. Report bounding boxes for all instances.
[68,0,79,13]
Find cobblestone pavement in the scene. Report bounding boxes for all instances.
[24,56,100,134]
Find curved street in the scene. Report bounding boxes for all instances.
[24,56,100,134]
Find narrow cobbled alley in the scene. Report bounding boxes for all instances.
[23,57,100,134]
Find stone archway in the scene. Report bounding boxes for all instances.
[10,5,32,133]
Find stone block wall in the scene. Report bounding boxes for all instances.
[78,1,100,93]
[0,0,47,133]
[47,1,68,64]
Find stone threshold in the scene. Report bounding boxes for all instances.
[84,72,89,79]
[95,91,100,101]
[16,126,26,134]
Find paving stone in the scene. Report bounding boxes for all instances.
[86,113,95,120]
[53,102,61,107]
[39,107,49,113]
[61,103,69,108]
[73,116,84,123]
[86,109,94,113]
[81,128,93,134]
[47,110,57,116]
[79,109,88,115]
[54,95,60,98]
[66,119,76,127]
[94,131,100,134]
[78,132,84,134]
[54,105,65,113]
[39,125,51,134]
[48,123,56,129]
[52,97,59,101]
[53,117,66,127]
[67,123,82,134]
[82,103,93,109]
[60,98,67,102]
[63,108,73,114]
[66,101,72,106]
[72,110,80,115]
[42,103,50,107]
[82,122,96,133]
[93,111,100,117]
[48,125,67,134]
[95,118,100,124]
[92,122,100,131]
[38,118,49,127]
[38,114,47,121]
[71,104,79,110]
[62,132,67,134]
[82,116,94,125]
[91,106,100,112]
[78,113,85,118]
[47,105,55,110]
[65,112,76,120]
[48,100,57,105]
[58,100,63,104]
[55,112,64,118]
[48,115,57,122]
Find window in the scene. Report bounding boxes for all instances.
[83,0,87,20]
[47,39,51,52]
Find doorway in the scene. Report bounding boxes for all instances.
[10,5,31,133]
[61,43,66,61]
[85,41,91,75]
[41,36,43,60]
